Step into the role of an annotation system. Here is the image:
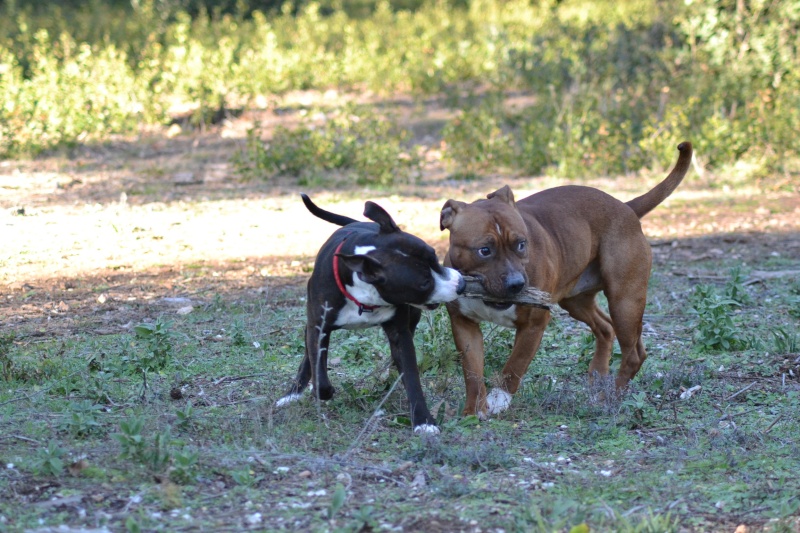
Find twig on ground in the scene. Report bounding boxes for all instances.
[219,396,270,406]
[0,434,41,444]
[0,370,81,407]
[637,426,685,433]
[725,381,757,401]
[248,452,406,487]
[718,407,760,422]
[343,373,404,459]
[764,413,784,434]
[213,373,271,385]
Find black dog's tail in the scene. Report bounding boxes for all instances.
[301,193,359,227]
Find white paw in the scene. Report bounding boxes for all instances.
[486,388,512,414]
[413,424,441,435]
[275,393,303,408]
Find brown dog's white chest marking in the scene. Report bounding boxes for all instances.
[457,299,517,328]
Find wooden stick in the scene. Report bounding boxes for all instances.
[764,413,784,434]
[725,381,757,401]
[459,275,552,310]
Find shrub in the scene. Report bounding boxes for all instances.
[0,0,798,176]
[234,107,420,186]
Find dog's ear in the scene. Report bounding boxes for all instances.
[363,201,400,234]
[487,185,516,206]
[440,199,466,230]
[337,253,386,285]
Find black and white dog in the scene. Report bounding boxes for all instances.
[276,194,465,434]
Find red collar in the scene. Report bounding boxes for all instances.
[333,240,380,315]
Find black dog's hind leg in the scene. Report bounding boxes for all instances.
[308,316,335,401]
[287,328,312,394]
[383,306,438,433]
[275,326,312,407]
[277,306,335,406]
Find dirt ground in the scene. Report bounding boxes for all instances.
[2,101,800,341]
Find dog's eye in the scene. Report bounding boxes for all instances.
[477,247,492,258]
[516,240,527,252]
[420,279,433,290]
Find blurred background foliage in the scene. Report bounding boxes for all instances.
[0,0,798,179]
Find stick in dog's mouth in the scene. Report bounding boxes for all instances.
[458,275,552,310]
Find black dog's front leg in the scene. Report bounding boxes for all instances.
[382,306,438,434]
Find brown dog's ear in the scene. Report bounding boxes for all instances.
[487,185,516,206]
[440,199,466,230]
[363,201,400,233]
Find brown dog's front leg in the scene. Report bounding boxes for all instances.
[499,309,551,396]
[448,309,487,417]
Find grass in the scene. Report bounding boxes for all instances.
[1,250,799,531]
[1,56,798,526]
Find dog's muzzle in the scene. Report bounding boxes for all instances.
[504,271,526,295]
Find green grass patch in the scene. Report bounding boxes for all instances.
[2,252,800,530]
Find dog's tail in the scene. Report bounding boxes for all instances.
[626,142,693,219]
[301,193,359,227]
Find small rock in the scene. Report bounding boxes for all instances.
[246,513,262,525]
[173,172,200,185]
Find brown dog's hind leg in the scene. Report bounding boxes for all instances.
[603,240,652,391]
[559,292,615,380]
[609,295,648,390]
[449,311,488,417]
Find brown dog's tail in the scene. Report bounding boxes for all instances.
[626,142,693,219]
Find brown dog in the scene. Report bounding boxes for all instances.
[440,142,693,418]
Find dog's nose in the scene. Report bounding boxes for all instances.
[505,272,525,294]
[456,275,466,295]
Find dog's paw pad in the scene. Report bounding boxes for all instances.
[486,389,512,414]
[413,424,440,435]
[275,393,303,408]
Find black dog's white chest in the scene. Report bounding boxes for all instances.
[334,302,397,329]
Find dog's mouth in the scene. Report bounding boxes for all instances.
[482,301,513,311]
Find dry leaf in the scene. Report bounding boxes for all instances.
[68,459,89,476]
[410,471,427,488]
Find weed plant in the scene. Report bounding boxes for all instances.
[30,441,67,478]
[689,284,743,352]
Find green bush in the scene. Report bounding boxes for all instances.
[234,106,420,186]
[442,96,514,177]
[0,0,798,176]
